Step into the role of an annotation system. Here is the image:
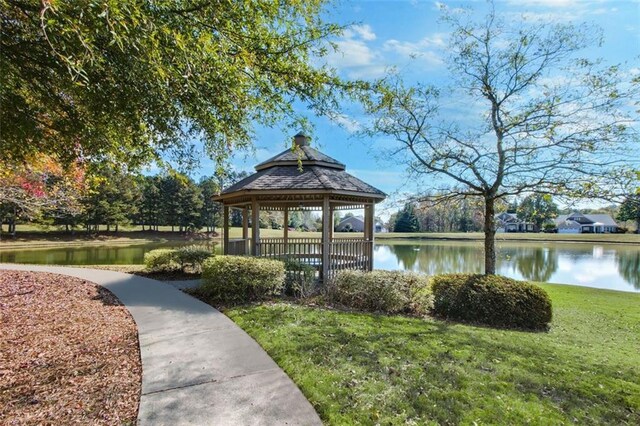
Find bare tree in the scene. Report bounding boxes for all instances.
[364,7,638,274]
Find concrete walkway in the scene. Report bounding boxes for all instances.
[0,264,322,425]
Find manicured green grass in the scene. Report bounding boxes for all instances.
[226,284,640,425]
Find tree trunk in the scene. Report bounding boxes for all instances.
[484,197,497,275]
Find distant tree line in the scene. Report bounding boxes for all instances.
[388,194,636,233]
[0,165,355,235]
[0,167,251,235]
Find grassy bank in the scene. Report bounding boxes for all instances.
[226,284,640,424]
[2,225,639,249]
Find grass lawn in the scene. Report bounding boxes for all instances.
[226,284,640,425]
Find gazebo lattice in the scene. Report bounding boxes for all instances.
[215,133,386,281]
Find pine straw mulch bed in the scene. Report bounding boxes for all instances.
[0,271,141,425]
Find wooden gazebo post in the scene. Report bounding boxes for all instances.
[365,203,375,271]
[223,205,229,255]
[242,208,249,254]
[251,198,260,255]
[321,196,331,281]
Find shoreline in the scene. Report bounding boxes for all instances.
[375,233,640,245]
[1,230,639,249]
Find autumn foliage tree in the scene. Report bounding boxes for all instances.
[0,155,86,237]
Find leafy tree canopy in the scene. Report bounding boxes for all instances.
[1,0,347,167]
[517,194,558,229]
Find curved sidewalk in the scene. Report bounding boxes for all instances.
[0,264,321,426]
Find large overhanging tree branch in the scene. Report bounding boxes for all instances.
[1,0,351,167]
[364,6,639,275]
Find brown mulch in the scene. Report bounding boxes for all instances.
[0,271,141,425]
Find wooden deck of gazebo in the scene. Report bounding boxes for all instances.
[215,133,386,281]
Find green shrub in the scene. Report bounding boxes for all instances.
[283,259,316,297]
[199,256,285,303]
[327,270,433,315]
[430,274,553,330]
[175,246,213,272]
[144,249,179,272]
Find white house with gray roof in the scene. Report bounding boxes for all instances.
[554,212,620,234]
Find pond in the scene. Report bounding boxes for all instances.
[0,239,638,293]
[0,242,220,266]
[375,241,640,293]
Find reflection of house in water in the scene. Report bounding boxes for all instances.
[495,212,536,233]
[555,212,620,234]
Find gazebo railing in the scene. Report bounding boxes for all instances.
[254,237,372,276]
[257,237,322,264]
[227,238,250,256]
[329,239,372,273]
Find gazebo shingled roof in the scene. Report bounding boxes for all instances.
[218,134,385,201]
[215,133,386,281]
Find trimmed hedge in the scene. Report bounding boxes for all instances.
[199,256,285,303]
[327,270,433,315]
[283,259,316,298]
[144,247,214,272]
[430,274,553,330]
[174,246,213,272]
[144,249,179,272]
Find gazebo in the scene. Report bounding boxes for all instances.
[215,133,386,281]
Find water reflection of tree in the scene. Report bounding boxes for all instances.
[510,247,558,282]
[387,244,419,270]
[387,243,484,275]
[616,251,640,290]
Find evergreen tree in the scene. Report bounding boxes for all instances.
[394,203,420,232]
[617,195,640,233]
[83,166,140,232]
[199,177,222,233]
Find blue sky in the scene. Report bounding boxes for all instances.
[196,0,640,218]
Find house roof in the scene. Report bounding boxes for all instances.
[555,213,618,227]
[496,212,520,223]
[337,216,365,226]
[557,221,581,229]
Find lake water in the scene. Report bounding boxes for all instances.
[375,241,640,293]
[0,240,638,293]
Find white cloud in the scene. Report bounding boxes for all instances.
[328,38,377,68]
[325,24,391,79]
[328,113,362,133]
[344,24,377,41]
[382,33,447,67]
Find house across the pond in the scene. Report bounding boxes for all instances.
[554,212,620,234]
[495,212,536,233]
[335,215,387,233]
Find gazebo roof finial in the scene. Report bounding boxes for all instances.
[293,132,310,147]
